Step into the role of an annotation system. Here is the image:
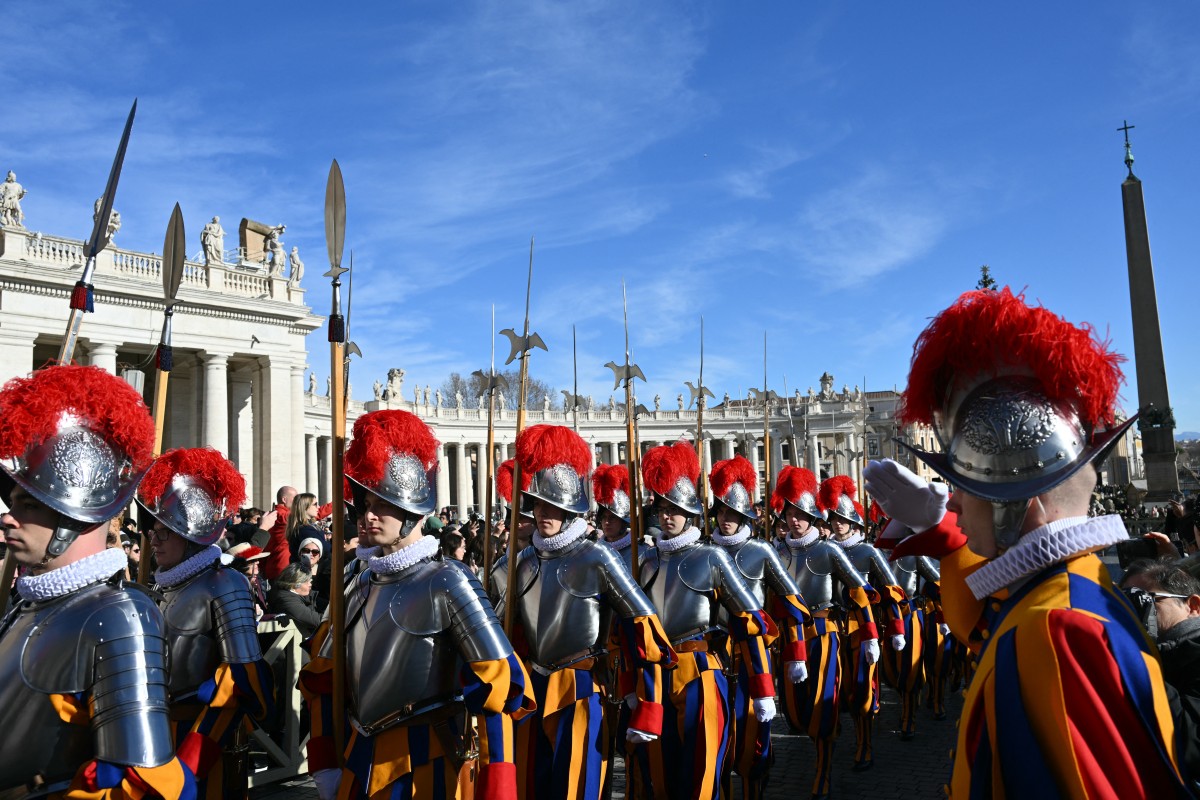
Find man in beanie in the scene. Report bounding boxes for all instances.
[865,287,1189,796]
[0,365,193,797]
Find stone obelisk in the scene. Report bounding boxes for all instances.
[1119,122,1179,498]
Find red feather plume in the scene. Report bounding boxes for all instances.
[772,466,818,507]
[138,447,246,515]
[0,365,155,470]
[592,463,629,506]
[710,455,757,498]
[899,287,1125,430]
[868,500,887,524]
[495,458,530,502]
[818,475,857,512]
[642,442,699,495]
[345,410,440,487]
[516,424,591,478]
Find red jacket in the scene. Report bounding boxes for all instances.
[263,503,291,580]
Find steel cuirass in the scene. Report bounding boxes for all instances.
[640,541,760,645]
[0,581,174,793]
[891,555,940,598]
[511,537,654,671]
[157,564,262,699]
[716,537,803,629]
[840,542,901,592]
[327,557,512,735]
[780,539,867,612]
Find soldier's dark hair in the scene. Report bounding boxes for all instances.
[1122,558,1200,597]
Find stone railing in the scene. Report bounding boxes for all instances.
[1,228,306,304]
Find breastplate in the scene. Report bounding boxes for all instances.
[842,543,897,590]
[513,539,609,668]
[892,556,920,597]
[642,545,719,643]
[0,583,174,791]
[158,567,231,697]
[339,557,511,733]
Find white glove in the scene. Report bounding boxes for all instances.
[863,459,949,533]
[626,727,657,744]
[786,660,808,683]
[863,639,880,665]
[891,634,907,651]
[939,623,951,637]
[313,768,341,800]
[624,692,637,711]
[752,696,777,723]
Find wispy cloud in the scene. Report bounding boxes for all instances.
[722,144,806,200]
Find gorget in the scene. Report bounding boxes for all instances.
[965,515,1127,600]
[16,547,127,602]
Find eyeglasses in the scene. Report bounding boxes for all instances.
[131,547,140,554]
[150,527,172,543]
[301,548,320,556]
[1149,592,1190,603]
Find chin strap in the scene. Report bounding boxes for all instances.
[991,499,1031,552]
[39,514,93,566]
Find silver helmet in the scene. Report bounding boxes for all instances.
[345,410,441,520]
[818,476,863,528]
[826,492,864,527]
[710,456,758,521]
[515,425,593,518]
[642,442,703,517]
[136,448,245,547]
[772,466,824,522]
[601,487,632,523]
[0,366,156,561]
[896,287,1133,550]
[592,463,631,523]
[786,492,824,522]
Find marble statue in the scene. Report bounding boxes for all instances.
[841,384,851,400]
[424,385,431,406]
[265,225,286,275]
[654,394,661,411]
[435,389,443,407]
[288,246,305,286]
[94,198,120,240]
[1,171,27,228]
[807,386,816,400]
[498,391,507,411]
[201,216,225,265]
[373,380,383,401]
[385,368,405,402]
[326,376,332,397]
[587,395,595,411]
[477,394,485,410]
[455,391,464,409]
[608,395,616,411]
[415,387,421,405]
[818,372,836,401]
[543,395,551,412]
[309,372,317,394]
[723,392,731,406]
[677,393,685,410]
[853,385,862,401]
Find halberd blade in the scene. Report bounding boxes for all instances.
[86,99,137,259]
[325,160,346,270]
[161,203,186,304]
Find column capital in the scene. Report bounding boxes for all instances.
[200,351,232,365]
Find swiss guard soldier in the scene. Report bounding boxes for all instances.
[139,447,275,799]
[817,475,906,774]
[630,442,778,800]
[507,425,675,800]
[301,409,534,800]
[489,457,532,614]
[707,455,810,800]
[592,462,639,572]
[865,287,1190,796]
[772,465,878,800]
[0,365,193,798]
[877,538,943,739]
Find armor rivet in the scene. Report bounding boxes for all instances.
[1056,451,1065,460]
[1011,468,1019,475]
[1035,461,1044,468]
[983,468,992,475]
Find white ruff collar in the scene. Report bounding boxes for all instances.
[833,531,864,550]
[355,545,380,562]
[965,515,1127,601]
[369,535,439,575]
[16,547,128,602]
[656,526,702,553]
[786,530,821,550]
[711,524,752,548]
[155,545,222,588]
[533,517,588,553]
[604,532,632,551]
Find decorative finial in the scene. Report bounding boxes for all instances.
[1118,119,1136,178]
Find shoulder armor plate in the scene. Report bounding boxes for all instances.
[677,545,717,593]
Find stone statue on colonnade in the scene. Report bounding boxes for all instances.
[201,216,225,265]
[1,170,27,227]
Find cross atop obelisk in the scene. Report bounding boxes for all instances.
[1118,121,1179,498]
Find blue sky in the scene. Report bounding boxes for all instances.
[4,1,1198,431]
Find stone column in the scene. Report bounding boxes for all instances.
[455,441,470,519]
[263,359,295,501]
[746,439,761,499]
[771,436,785,482]
[89,342,119,375]
[807,433,819,473]
[0,328,35,384]
[608,441,620,465]
[475,445,488,511]
[306,434,319,497]
[292,365,306,486]
[847,432,861,485]
[722,439,736,461]
[201,353,230,455]
[436,444,451,515]
[701,439,713,474]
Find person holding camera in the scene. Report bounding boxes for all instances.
[864,288,1189,796]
